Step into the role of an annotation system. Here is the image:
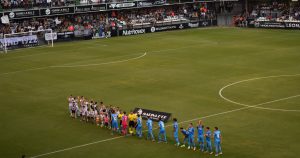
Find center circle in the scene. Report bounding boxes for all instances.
[219,74,300,112]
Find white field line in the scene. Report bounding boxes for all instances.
[0,53,147,76]
[0,51,52,60]
[0,67,50,76]
[0,44,203,76]
[51,52,147,68]
[29,136,124,158]
[219,74,300,112]
[29,92,299,158]
[57,53,143,66]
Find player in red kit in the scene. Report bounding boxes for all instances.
[122,111,128,136]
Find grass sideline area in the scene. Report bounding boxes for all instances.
[0,27,299,158]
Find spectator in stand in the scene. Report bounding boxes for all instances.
[1,4,216,36]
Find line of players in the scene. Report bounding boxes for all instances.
[68,95,223,157]
[176,119,223,156]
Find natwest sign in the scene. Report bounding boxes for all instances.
[122,29,146,36]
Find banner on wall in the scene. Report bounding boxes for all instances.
[249,20,300,29]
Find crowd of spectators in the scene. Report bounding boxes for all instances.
[249,1,300,21]
[0,0,184,11]
[1,0,74,10]
[234,1,300,27]
[0,0,137,10]
[0,4,216,38]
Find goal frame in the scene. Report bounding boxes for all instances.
[2,29,54,53]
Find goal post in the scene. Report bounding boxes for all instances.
[1,29,55,53]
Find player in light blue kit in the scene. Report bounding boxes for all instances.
[173,118,180,146]
[214,127,222,156]
[158,118,167,143]
[205,126,213,155]
[180,127,189,148]
[136,114,142,138]
[146,116,155,141]
[111,110,118,135]
[188,123,196,150]
[197,120,205,152]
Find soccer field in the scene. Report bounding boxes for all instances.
[0,27,299,158]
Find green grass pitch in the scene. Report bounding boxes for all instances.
[0,28,299,158]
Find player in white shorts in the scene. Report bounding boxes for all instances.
[75,101,80,118]
[71,102,77,118]
[89,108,95,123]
[82,103,88,122]
[68,95,73,117]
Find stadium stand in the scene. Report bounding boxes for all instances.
[234,0,300,27]
[1,0,300,51]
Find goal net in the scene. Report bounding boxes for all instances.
[0,29,55,53]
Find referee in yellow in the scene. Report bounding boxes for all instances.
[128,111,137,135]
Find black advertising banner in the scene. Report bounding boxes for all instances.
[75,5,93,13]
[284,22,300,29]
[40,7,75,16]
[119,24,184,37]
[133,108,172,123]
[108,2,137,9]
[75,4,106,13]
[136,1,167,8]
[121,28,147,36]
[56,31,75,41]
[117,20,217,36]
[5,10,40,19]
[150,24,184,33]
[152,0,167,5]
[254,21,285,28]
[249,20,300,29]
[179,0,194,3]
[91,4,107,11]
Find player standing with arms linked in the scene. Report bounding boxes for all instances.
[146,116,155,141]
[180,127,189,148]
[111,110,118,135]
[158,118,167,143]
[214,127,223,156]
[205,126,213,155]
[188,123,196,150]
[173,118,180,146]
[136,114,143,138]
[197,120,205,152]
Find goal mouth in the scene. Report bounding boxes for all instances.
[1,29,54,53]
